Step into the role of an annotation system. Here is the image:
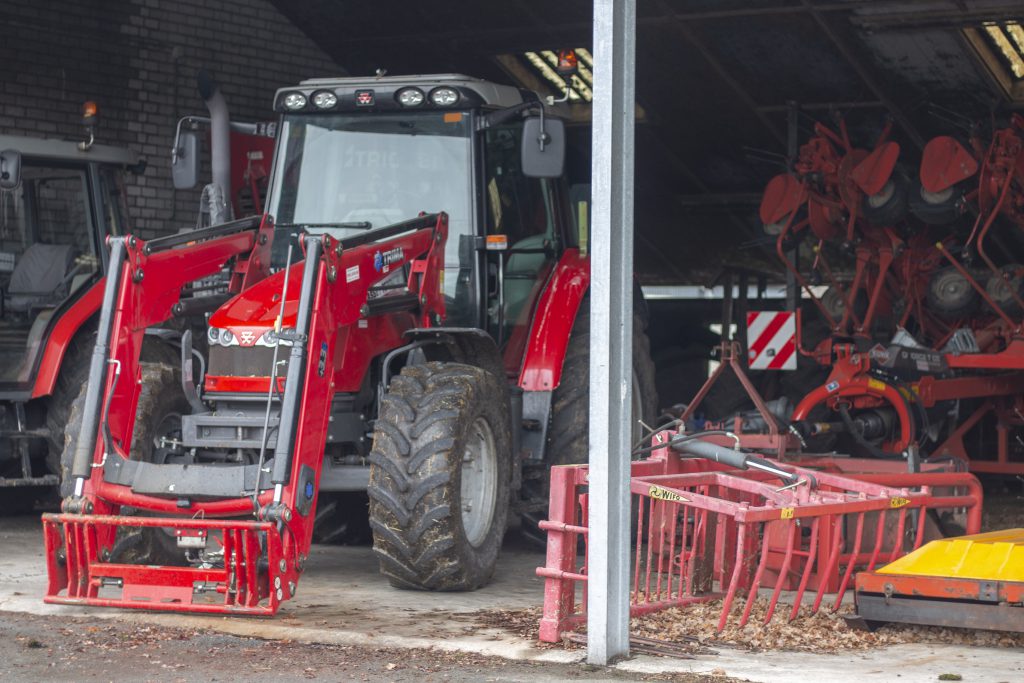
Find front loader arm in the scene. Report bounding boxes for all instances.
[69,218,261,505]
[262,212,448,553]
[46,212,448,616]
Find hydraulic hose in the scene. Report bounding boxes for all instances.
[670,437,802,485]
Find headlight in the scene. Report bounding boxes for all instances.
[282,92,307,110]
[220,329,234,345]
[312,90,337,109]
[261,329,277,345]
[397,87,425,107]
[429,87,459,106]
[207,327,220,344]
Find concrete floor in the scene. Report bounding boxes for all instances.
[2,514,1022,682]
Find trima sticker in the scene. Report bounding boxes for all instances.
[373,247,404,273]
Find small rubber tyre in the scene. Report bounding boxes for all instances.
[909,180,961,226]
[368,362,512,591]
[861,172,909,226]
[927,267,979,321]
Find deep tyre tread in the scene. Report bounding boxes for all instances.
[59,361,189,565]
[368,362,511,591]
[519,298,658,546]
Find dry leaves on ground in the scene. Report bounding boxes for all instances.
[477,599,1024,654]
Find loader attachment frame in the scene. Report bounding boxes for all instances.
[43,213,448,614]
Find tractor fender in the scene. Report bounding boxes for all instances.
[31,279,104,399]
[402,327,506,384]
[518,249,590,392]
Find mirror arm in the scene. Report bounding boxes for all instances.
[479,100,541,130]
[538,106,550,151]
[171,116,262,164]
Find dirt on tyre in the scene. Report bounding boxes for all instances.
[368,361,512,591]
[59,362,190,564]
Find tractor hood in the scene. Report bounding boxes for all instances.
[207,264,304,347]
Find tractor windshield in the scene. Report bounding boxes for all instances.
[267,112,474,305]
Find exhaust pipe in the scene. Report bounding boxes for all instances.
[197,69,232,225]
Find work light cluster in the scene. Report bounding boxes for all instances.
[280,87,460,111]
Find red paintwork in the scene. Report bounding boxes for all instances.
[207,224,447,394]
[46,215,448,614]
[920,135,978,193]
[30,280,104,399]
[759,173,806,225]
[517,249,589,392]
[228,130,275,217]
[43,513,281,614]
[537,448,981,641]
[850,141,899,196]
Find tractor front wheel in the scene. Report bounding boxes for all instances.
[368,362,511,591]
[60,362,190,564]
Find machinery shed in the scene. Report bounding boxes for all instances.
[0,0,1023,679]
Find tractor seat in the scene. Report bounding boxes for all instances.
[4,243,75,314]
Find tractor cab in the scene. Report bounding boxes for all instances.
[264,74,569,344]
[188,74,573,493]
[0,138,136,387]
[0,134,141,492]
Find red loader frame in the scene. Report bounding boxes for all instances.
[43,212,447,614]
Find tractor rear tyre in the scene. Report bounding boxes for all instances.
[519,298,658,546]
[59,362,190,564]
[368,362,512,591]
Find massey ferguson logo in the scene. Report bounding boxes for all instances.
[239,330,257,346]
[373,247,404,272]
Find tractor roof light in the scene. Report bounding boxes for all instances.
[311,90,338,109]
[429,87,460,107]
[282,92,308,110]
[397,87,425,107]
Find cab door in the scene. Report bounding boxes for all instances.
[481,125,563,376]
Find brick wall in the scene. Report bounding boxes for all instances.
[0,0,343,238]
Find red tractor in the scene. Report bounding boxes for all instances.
[43,73,657,613]
[0,128,156,512]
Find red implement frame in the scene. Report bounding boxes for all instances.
[43,213,448,615]
[537,442,982,642]
[44,514,281,614]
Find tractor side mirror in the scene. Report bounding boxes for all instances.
[0,149,21,191]
[172,130,202,190]
[521,116,565,179]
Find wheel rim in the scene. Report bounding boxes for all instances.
[460,416,498,547]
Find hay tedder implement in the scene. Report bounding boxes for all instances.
[538,111,1024,641]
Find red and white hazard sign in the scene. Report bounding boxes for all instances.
[746,311,797,370]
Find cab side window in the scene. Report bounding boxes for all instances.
[483,125,560,352]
